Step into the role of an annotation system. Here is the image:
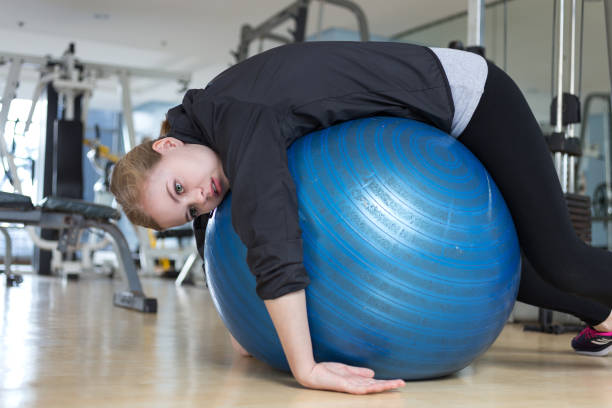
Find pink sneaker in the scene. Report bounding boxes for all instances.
[571,327,612,356]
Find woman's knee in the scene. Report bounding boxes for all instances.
[522,240,586,295]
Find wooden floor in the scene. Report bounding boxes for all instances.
[1,274,611,408]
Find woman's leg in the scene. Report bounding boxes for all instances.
[518,252,611,327]
[458,60,612,312]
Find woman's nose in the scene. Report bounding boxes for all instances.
[197,187,208,203]
[183,188,204,205]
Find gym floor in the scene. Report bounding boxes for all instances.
[1,275,610,408]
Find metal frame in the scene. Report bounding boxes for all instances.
[134,225,198,282]
[467,0,485,48]
[0,205,156,312]
[525,0,586,335]
[0,59,24,194]
[604,0,612,124]
[233,0,370,62]
[390,0,513,42]
[0,47,190,194]
[579,93,612,249]
[175,251,201,286]
[118,71,137,152]
[549,0,582,194]
[0,46,193,281]
[4,46,191,148]
[0,51,191,82]
[553,0,568,191]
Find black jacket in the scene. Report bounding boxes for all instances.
[166,41,454,300]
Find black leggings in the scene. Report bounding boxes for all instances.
[458,61,611,327]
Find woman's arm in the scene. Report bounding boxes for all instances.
[265,290,405,394]
[188,100,404,393]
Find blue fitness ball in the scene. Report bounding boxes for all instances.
[204,117,521,380]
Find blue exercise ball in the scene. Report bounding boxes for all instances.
[204,117,520,380]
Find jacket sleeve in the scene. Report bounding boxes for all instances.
[192,96,310,300]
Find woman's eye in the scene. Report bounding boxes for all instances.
[175,182,184,194]
[189,207,198,218]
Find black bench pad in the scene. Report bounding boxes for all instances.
[41,196,121,220]
[0,192,35,210]
[0,192,120,221]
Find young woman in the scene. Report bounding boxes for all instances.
[110,41,612,395]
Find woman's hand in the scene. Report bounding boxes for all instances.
[296,362,405,395]
[265,290,404,395]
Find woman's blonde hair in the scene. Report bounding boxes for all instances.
[110,119,171,230]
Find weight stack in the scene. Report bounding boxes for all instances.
[566,193,591,243]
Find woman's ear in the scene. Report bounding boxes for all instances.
[152,137,184,154]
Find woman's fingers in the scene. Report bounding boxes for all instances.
[344,365,375,378]
[345,378,405,395]
[304,362,405,395]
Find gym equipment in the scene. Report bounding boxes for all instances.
[526,0,590,334]
[589,1,612,247]
[81,125,122,275]
[547,0,583,195]
[0,226,23,287]
[0,45,190,311]
[605,1,612,107]
[566,193,592,243]
[466,0,486,57]
[392,0,510,65]
[580,93,612,245]
[205,117,521,380]
[147,227,199,283]
[448,0,512,61]
[6,44,191,277]
[446,0,509,60]
[141,227,203,286]
[0,191,156,312]
[233,0,369,62]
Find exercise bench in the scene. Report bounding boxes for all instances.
[0,191,157,313]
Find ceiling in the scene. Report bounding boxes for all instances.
[1,0,610,120]
[1,0,489,63]
[0,0,499,109]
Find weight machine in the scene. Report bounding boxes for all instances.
[0,43,191,312]
[233,0,369,63]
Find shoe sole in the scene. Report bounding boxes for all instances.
[573,344,612,357]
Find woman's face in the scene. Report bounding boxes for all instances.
[140,137,230,230]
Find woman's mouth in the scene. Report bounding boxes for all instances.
[212,178,219,197]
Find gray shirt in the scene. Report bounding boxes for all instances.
[430,47,488,137]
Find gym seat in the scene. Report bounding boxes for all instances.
[0,191,157,313]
